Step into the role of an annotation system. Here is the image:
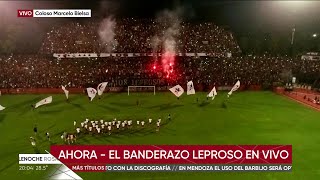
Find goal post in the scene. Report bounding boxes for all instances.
[127,86,156,95]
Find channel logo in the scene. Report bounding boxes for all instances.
[17,10,33,17]
[17,9,91,18]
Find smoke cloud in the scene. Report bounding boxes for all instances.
[155,8,184,74]
[98,16,117,52]
[151,36,161,54]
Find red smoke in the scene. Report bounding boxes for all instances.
[161,52,175,75]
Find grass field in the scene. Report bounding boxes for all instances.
[0,91,319,180]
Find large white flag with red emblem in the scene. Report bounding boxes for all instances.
[97,82,108,96]
[187,81,195,95]
[207,86,217,100]
[35,96,52,108]
[61,85,69,99]
[169,85,184,97]
[228,80,240,97]
[86,88,97,101]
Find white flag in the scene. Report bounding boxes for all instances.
[207,86,218,100]
[86,88,97,101]
[228,80,240,97]
[187,81,195,95]
[169,85,184,97]
[97,82,108,96]
[61,85,69,99]
[35,96,52,108]
[0,105,5,111]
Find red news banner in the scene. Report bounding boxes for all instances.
[50,145,292,172]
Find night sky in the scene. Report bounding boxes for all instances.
[0,0,320,52]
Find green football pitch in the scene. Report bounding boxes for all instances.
[0,91,319,180]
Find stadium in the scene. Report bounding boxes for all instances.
[0,0,320,179]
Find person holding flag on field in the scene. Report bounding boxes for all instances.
[207,86,218,100]
[187,81,195,95]
[97,82,108,99]
[61,85,69,101]
[34,96,53,108]
[86,87,97,101]
[169,85,184,99]
[227,80,240,98]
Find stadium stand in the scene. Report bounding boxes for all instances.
[0,55,320,89]
[0,19,320,91]
[39,19,240,55]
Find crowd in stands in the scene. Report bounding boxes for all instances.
[1,54,320,89]
[40,18,240,56]
[1,19,320,90]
